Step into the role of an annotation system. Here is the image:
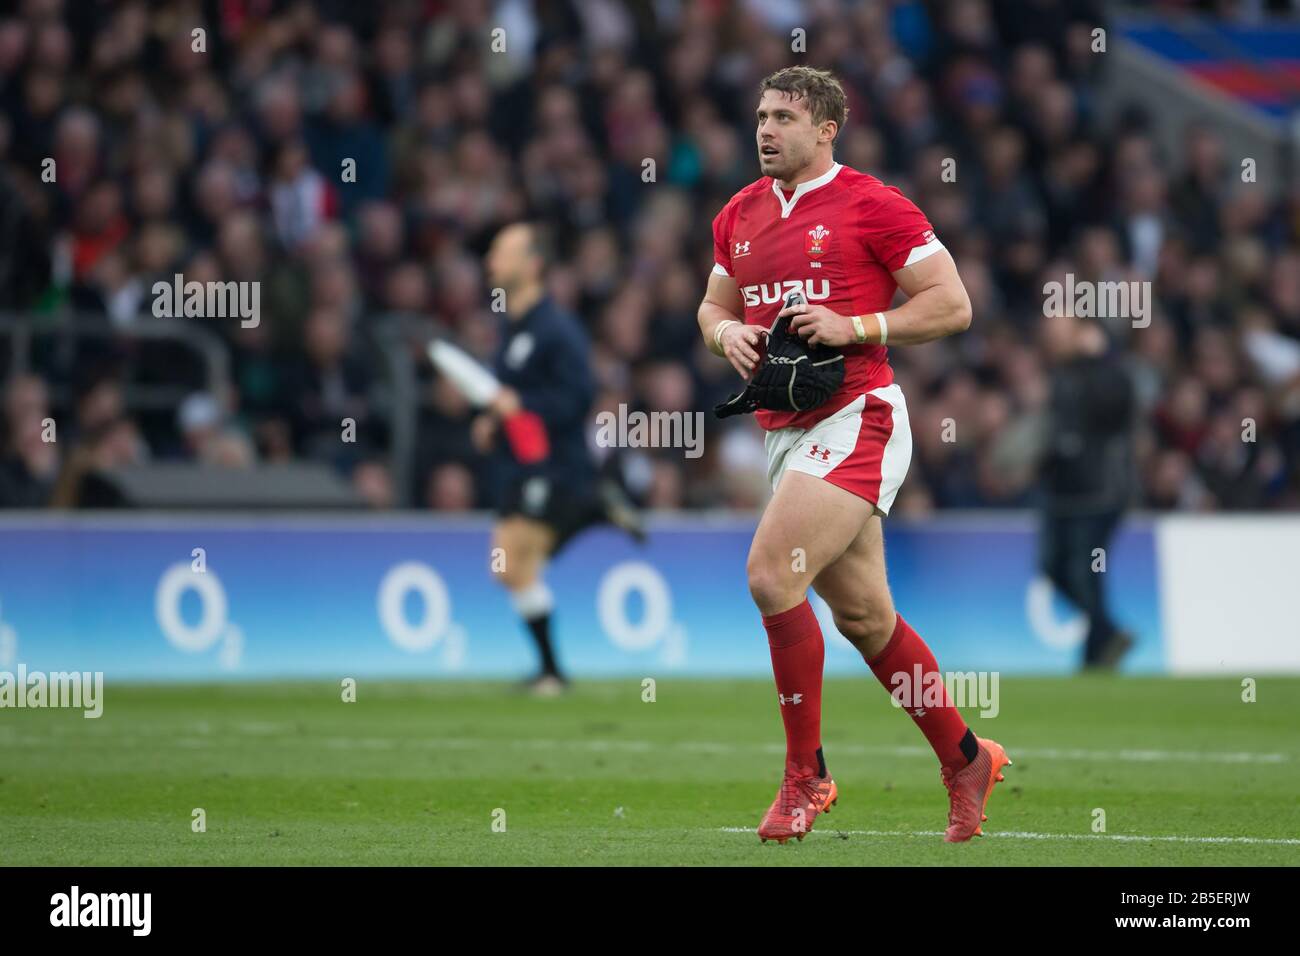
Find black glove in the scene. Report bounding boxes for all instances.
[714,292,845,419]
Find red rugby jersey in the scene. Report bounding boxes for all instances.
[711,162,944,430]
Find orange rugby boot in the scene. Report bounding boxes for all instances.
[757,771,838,844]
[941,736,1011,842]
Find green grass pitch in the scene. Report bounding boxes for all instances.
[2,676,1298,866]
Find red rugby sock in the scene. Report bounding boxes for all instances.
[762,599,825,777]
[867,613,974,773]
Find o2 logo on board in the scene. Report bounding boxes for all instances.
[376,561,466,669]
[597,561,686,666]
[155,562,243,668]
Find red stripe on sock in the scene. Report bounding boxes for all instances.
[868,613,971,773]
[762,599,824,775]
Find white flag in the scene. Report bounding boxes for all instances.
[428,340,502,408]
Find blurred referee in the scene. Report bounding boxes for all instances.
[1039,311,1137,671]
[474,222,642,695]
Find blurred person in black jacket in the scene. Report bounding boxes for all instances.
[0,374,58,507]
[1038,311,1136,670]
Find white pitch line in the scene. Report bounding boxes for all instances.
[11,724,1292,766]
[406,737,1290,766]
[718,827,1300,846]
[1003,746,1287,764]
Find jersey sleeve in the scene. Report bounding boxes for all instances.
[861,184,945,273]
[711,199,738,278]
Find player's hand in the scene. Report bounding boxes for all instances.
[470,413,497,452]
[783,302,854,347]
[489,386,521,418]
[719,322,765,380]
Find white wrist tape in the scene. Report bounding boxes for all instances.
[875,312,888,346]
[713,319,739,352]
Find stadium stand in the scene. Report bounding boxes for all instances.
[0,0,1297,512]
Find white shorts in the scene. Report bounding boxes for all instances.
[764,384,913,515]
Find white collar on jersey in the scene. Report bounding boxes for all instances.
[771,162,843,219]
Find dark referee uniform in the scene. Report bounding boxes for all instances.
[492,295,602,551]
[1039,347,1136,667]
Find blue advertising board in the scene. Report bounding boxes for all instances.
[0,513,1163,679]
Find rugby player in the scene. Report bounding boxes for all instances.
[697,67,1010,843]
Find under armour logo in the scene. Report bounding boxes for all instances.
[734,240,751,256]
[807,444,831,461]
[778,693,803,706]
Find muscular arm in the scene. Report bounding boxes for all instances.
[787,248,973,348]
[698,271,744,354]
[877,249,972,345]
[698,270,764,377]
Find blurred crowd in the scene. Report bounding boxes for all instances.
[0,0,1298,512]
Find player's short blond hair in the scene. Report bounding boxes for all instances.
[759,67,848,141]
